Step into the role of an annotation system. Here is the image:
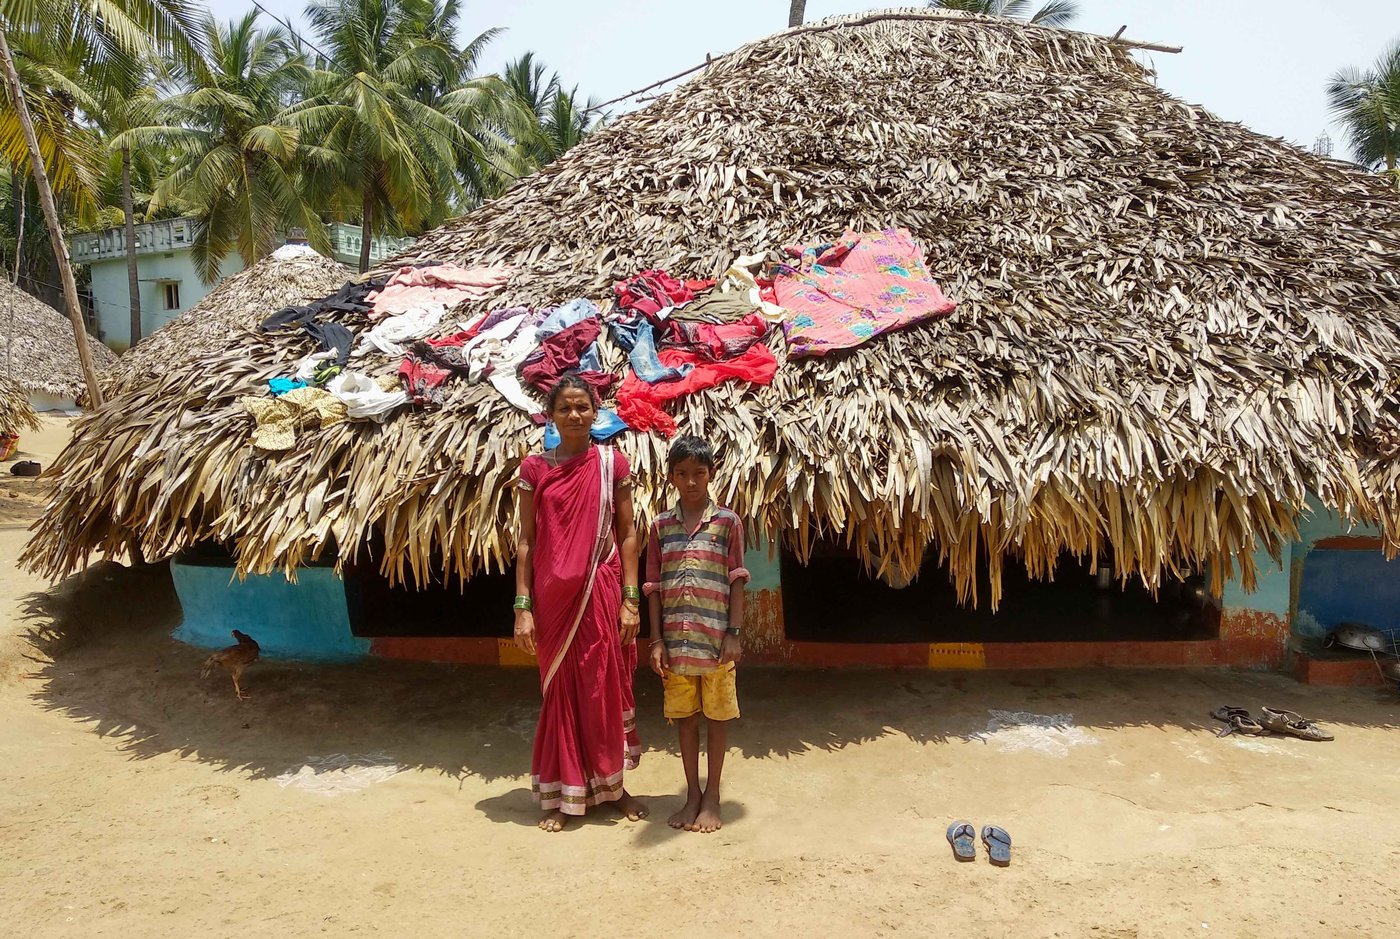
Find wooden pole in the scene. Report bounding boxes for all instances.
[0,24,104,408]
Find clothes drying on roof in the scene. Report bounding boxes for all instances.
[293,350,338,385]
[664,313,769,362]
[268,377,307,396]
[720,252,786,323]
[614,269,714,319]
[669,288,758,324]
[615,343,778,437]
[327,371,409,423]
[242,386,347,451]
[398,311,541,412]
[260,293,358,370]
[522,318,606,392]
[609,316,692,385]
[356,303,446,357]
[304,322,354,368]
[774,227,955,358]
[367,263,512,319]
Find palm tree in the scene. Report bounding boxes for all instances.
[123,14,327,284]
[291,0,468,272]
[496,52,600,180]
[927,0,1080,28]
[90,72,161,346]
[788,1,806,28]
[0,29,103,215]
[1327,40,1400,186]
[0,0,207,407]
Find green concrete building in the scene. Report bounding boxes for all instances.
[70,218,415,352]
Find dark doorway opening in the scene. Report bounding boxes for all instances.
[344,534,515,638]
[780,543,1219,644]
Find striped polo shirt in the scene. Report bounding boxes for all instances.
[643,502,749,675]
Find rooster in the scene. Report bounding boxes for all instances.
[200,630,260,700]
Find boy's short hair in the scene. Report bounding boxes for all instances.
[667,435,716,471]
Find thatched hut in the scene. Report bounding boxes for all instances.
[0,278,118,410]
[22,10,1400,670]
[103,245,355,397]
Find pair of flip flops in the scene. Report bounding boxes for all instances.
[947,822,1011,866]
[1210,705,1333,741]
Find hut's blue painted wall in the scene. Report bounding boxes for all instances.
[1288,496,1395,642]
[1221,544,1290,617]
[170,559,368,661]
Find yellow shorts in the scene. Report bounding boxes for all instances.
[663,662,740,722]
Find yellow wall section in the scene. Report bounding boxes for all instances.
[497,638,538,667]
[927,642,986,669]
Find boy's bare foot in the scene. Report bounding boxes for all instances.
[616,791,649,821]
[669,792,702,830]
[694,791,722,833]
[538,810,568,832]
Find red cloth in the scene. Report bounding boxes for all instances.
[664,312,769,361]
[615,343,778,438]
[519,446,640,814]
[398,331,472,406]
[522,319,601,392]
[614,270,715,319]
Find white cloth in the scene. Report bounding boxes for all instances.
[455,313,542,414]
[355,303,446,358]
[327,371,409,423]
[272,244,323,261]
[722,252,785,323]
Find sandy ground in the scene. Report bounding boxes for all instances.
[4,417,1400,938]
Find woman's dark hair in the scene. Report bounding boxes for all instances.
[667,435,716,471]
[545,373,598,412]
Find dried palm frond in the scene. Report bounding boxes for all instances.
[1,376,40,433]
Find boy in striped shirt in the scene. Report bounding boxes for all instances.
[645,435,748,833]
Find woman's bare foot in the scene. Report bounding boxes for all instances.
[616,790,649,821]
[538,810,568,832]
[694,791,722,833]
[669,792,702,830]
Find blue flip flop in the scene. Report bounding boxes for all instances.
[947,821,976,862]
[981,825,1012,866]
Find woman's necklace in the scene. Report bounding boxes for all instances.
[546,443,589,467]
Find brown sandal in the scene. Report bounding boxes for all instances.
[1216,712,1268,737]
[1259,707,1333,741]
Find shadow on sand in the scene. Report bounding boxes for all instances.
[17,560,1400,788]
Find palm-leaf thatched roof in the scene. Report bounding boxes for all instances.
[23,9,1400,608]
[0,279,117,399]
[1,376,40,433]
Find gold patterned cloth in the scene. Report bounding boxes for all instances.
[241,387,347,451]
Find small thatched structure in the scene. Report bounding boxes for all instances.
[1,376,40,434]
[23,10,1400,608]
[0,278,117,403]
[105,246,355,397]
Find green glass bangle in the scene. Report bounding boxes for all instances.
[623,585,641,600]
[513,595,532,611]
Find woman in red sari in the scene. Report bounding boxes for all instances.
[514,375,646,832]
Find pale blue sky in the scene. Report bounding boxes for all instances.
[211,0,1400,161]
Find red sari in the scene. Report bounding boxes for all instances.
[519,445,640,815]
